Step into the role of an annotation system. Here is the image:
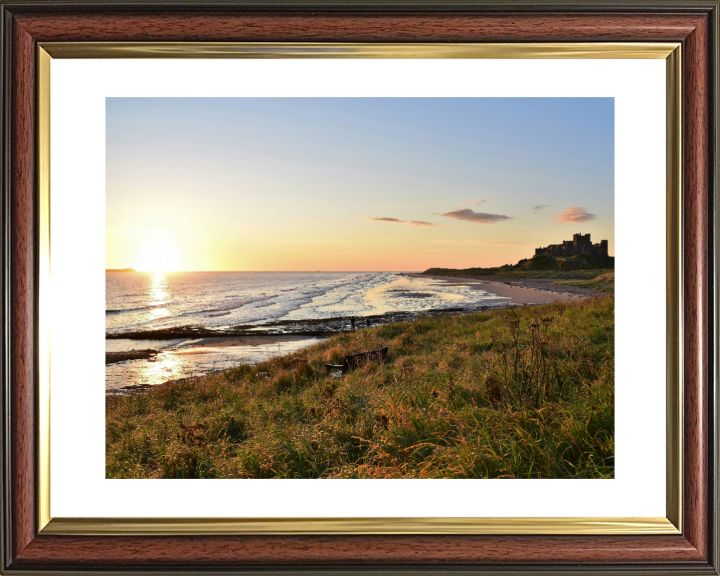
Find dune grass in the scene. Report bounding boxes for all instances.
[425,268,611,280]
[552,272,615,293]
[106,296,614,479]
[493,269,608,280]
[424,254,614,280]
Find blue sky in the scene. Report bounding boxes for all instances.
[106,97,614,271]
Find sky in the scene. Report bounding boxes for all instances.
[106,97,614,272]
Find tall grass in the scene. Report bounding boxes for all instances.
[552,272,615,293]
[106,296,614,479]
[493,270,607,280]
[424,268,611,280]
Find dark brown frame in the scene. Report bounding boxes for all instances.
[1,1,718,573]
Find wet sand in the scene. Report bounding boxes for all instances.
[106,349,159,365]
[106,335,323,392]
[407,274,589,304]
[169,334,318,355]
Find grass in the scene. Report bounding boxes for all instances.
[424,268,611,280]
[494,270,607,280]
[552,282,614,293]
[552,272,615,293]
[106,296,614,479]
[424,254,614,279]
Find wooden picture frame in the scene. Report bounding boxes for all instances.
[1,1,717,573]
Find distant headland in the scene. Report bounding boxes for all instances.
[106,268,136,273]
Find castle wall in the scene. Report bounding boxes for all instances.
[535,233,609,258]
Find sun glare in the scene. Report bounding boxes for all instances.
[135,235,182,272]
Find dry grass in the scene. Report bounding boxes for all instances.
[552,272,615,293]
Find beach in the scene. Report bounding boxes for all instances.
[106,334,324,392]
[406,273,592,303]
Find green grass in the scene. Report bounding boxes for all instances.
[424,266,507,277]
[552,282,614,293]
[494,270,608,280]
[106,296,615,479]
[425,268,610,280]
[552,272,615,293]
[424,254,614,279]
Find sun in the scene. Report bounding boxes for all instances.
[135,235,182,272]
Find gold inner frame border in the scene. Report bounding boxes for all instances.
[36,41,682,536]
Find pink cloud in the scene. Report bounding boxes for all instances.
[556,207,597,223]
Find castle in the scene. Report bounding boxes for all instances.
[534,233,609,258]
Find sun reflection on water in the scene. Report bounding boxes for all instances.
[148,272,168,302]
[106,337,323,391]
[147,272,171,320]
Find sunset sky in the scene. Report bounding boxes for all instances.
[106,97,614,272]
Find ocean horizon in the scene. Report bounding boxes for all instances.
[106,270,509,338]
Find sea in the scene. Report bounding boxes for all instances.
[106,271,509,392]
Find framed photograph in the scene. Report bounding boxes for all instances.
[1,1,717,574]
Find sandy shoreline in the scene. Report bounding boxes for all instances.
[168,334,318,355]
[408,273,589,304]
[106,335,323,393]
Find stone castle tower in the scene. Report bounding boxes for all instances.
[535,233,609,258]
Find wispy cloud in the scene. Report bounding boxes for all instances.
[440,209,512,224]
[362,217,438,227]
[556,207,597,223]
[461,199,487,206]
[532,204,553,212]
[362,217,404,224]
